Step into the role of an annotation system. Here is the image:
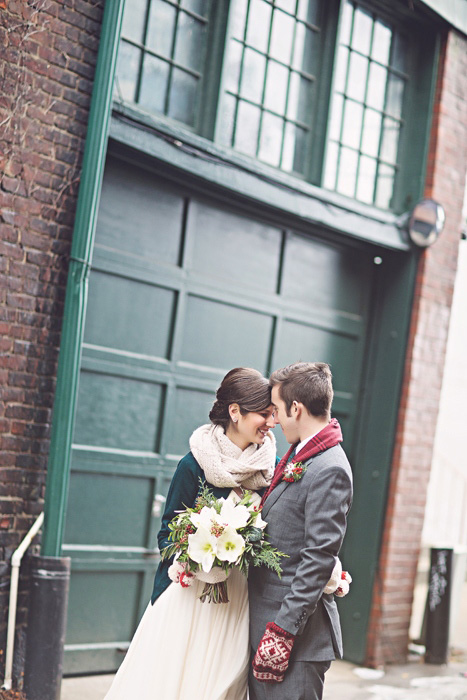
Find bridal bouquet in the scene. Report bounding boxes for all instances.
[161,483,287,603]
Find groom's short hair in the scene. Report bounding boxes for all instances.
[269,362,333,419]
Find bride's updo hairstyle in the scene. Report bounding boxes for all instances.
[209,368,271,430]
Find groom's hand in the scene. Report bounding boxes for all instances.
[252,622,296,683]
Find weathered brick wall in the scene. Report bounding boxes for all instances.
[0,0,104,681]
[366,29,467,666]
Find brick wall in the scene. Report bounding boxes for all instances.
[0,0,104,681]
[365,29,467,666]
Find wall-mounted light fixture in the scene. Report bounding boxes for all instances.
[407,198,445,248]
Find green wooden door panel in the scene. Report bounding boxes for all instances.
[66,570,144,644]
[64,153,377,673]
[281,232,371,315]
[165,386,216,456]
[96,156,185,264]
[188,202,283,293]
[64,472,154,547]
[277,320,362,393]
[64,569,150,674]
[74,372,164,451]
[181,295,274,371]
[84,271,177,359]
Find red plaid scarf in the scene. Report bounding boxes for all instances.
[261,418,343,506]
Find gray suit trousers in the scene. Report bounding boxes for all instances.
[248,654,332,700]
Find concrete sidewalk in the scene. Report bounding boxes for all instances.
[61,652,467,700]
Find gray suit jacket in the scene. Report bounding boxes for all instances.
[248,444,353,662]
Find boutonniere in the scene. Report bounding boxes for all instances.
[282,462,307,483]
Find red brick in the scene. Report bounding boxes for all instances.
[366,29,467,668]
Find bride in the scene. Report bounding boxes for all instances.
[104,367,277,700]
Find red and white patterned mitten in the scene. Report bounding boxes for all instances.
[252,622,296,683]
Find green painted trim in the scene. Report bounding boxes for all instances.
[109,106,410,251]
[339,249,419,664]
[309,0,340,186]
[42,0,126,557]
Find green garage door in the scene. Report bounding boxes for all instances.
[63,153,375,674]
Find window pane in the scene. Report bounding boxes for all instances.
[328,93,343,142]
[386,74,404,119]
[117,0,214,128]
[218,94,236,147]
[351,7,372,56]
[174,11,206,73]
[337,146,358,197]
[168,69,198,126]
[334,45,349,94]
[231,0,248,39]
[270,9,295,64]
[342,100,363,150]
[264,61,289,114]
[258,112,283,166]
[367,62,387,111]
[339,1,353,46]
[275,0,297,13]
[241,48,267,103]
[219,0,321,174]
[356,155,376,203]
[224,39,243,94]
[371,20,391,65]
[287,72,312,122]
[146,0,176,58]
[380,117,400,163]
[139,54,169,113]
[323,140,339,189]
[115,41,141,102]
[347,51,368,103]
[375,164,395,208]
[235,101,261,156]
[327,1,410,209]
[246,0,272,53]
[361,108,381,157]
[121,0,147,43]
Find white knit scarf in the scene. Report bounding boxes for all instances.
[189,424,276,490]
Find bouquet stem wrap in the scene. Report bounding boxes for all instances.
[199,581,229,604]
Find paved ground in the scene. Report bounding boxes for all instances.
[61,652,467,700]
[61,580,467,699]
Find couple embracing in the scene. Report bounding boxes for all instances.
[105,362,353,700]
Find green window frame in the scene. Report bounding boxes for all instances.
[113,0,438,214]
[215,0,323,175]
[114,0,226,130]
[323,0,437,212]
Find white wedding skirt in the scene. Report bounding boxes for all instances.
[104,567,249,700]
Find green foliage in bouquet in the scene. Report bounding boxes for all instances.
[160,481,287,602]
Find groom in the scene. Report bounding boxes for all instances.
[248,362,353,700]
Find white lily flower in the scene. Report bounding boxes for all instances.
[190,506,221,530]
[216,526,245,563]
[220,499,250,530]
[251,510,268,530]
[188,527,218,572]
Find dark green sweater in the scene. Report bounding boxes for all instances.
[151,452,232,604]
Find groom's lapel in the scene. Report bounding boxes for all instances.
[262,455,315,517]
[261,479,291,518]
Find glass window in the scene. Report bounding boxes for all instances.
[113,0,433,214]
[324,0,409,208]
[114,0,212,128]
[218,0,322,176]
